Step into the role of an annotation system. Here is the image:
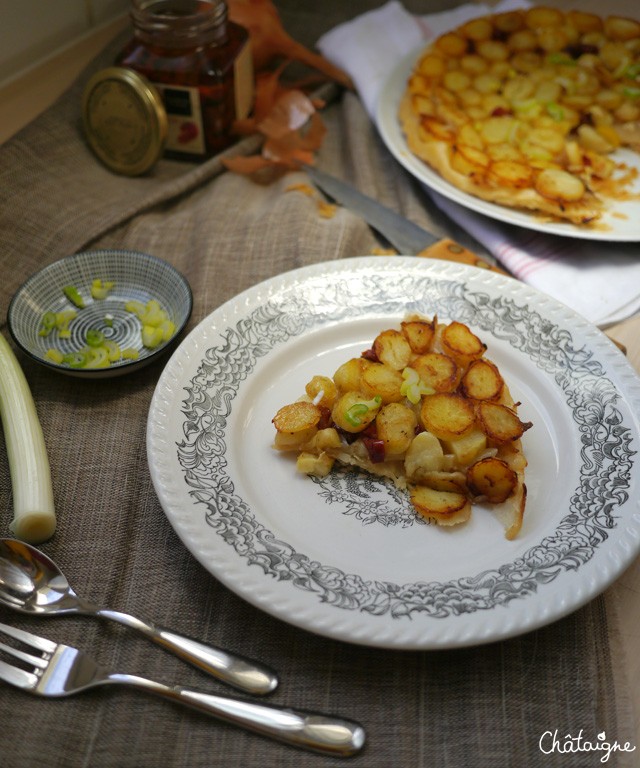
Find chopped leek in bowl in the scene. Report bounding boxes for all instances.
[7,249,192,378]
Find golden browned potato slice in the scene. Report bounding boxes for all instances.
[333,357,367,393]
[467,457,517,503]
[477,402,532,444]
[273,401,320,433]
[272,402,321,450]
[604,16,640,41]
[435,32,468,57]
[494,11,525,34]
[567,10,602,33]
[332,391,382,433]
[417,54,447,78]
[420,393,476,440]
[421,116,456,142]
[372,329,413,370]
[412,352,458,393]
[376,402,418,456]
[401,318,436,354]
[409,484,471,526]
[305,375,337,408]
[361,363,404,404]
[460,358,504,401]
[418,470,467,494]
[525,6,564,29]
[460,17,494,41]
[440,321,487,366]
[535,169,585,202]
[487,161,533,189]
[451,145,490,178]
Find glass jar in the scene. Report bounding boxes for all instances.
[116,0,254,160]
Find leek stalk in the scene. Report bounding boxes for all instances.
[0,334,56,543]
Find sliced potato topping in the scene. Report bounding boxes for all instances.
[460,358,504,400]
[305,375,337,408]
[373,329,412,370]
[361,363,404,403]
[272,313,531,539]
[377,402,418,456]
[409,485,471,526]
[412,352,458,393]
[467,457,517,503]
[440,321,487,365]
[333,357,365,393]
[420,393,476,440]
[332,391,382,433]
[477,401,533,443]
[273,402,320,434]
[401,318,436,353]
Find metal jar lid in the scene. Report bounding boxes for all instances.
[82,67,167,176]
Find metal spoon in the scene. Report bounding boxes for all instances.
[0,538,278,696]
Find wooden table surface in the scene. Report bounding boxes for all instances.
[0,5,638,749]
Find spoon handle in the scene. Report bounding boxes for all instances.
[94,608,278,696]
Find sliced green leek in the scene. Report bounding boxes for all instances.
[90,279,115,300]
[85,347,110,369]
[45,349,64,364]
[0,334,56,543]
[85,328,105,347]
[62,350,89,368]
[38,312,57,337]
[55,310,77,338]
[63,285,85,308]
[142,325,163,349]
[401,367,434,404]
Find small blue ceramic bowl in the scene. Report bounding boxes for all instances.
[8,249,192,378]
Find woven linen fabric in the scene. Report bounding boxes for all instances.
[0,3,636,767]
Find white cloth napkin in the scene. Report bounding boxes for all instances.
[318,1,640,328]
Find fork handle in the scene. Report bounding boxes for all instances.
[94,609,278,696]
[110,674,365,757]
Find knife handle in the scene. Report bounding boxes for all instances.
[418,238,508,276]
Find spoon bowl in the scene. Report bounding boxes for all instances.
[0,538,78,612]
[0,538,278,696]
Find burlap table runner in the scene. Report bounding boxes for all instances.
[0,3,635,766]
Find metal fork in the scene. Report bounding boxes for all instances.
[0,621,365,757]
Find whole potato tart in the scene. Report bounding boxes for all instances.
[399,7,640,225]
[272,315,532,540]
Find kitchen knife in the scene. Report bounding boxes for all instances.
[303,164,505,274]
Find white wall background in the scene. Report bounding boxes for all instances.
[0,0,130,85]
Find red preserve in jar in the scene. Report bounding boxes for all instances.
[116,0,254,159]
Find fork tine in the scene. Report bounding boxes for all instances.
[0,638,48,669]
[0,658,39,689]
[0,621,57,654]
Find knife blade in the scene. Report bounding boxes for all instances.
[303,164,505,274]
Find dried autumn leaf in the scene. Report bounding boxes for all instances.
[222,154,291,184]
[263,111,327,165]
[228,0,352,88]
[258,90,316,139]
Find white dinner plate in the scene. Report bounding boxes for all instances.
[376,51,640,242]
[147,257,640,649]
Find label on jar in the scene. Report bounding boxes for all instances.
[154,83,207,156]
[234,41,254,122]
